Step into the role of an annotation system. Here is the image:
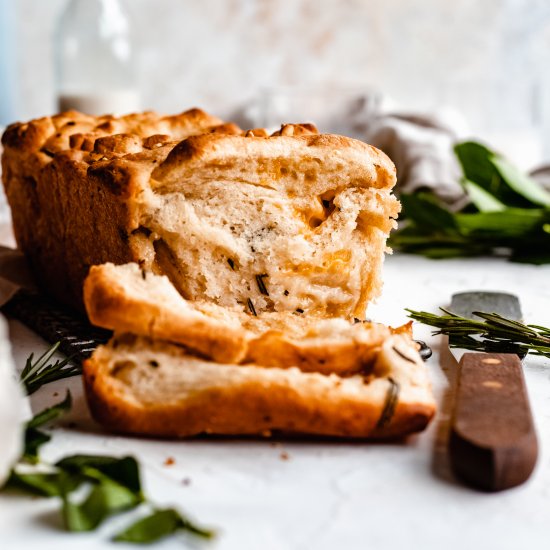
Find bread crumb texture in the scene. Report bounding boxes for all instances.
[83,332,435,438]
[2,108,399,316]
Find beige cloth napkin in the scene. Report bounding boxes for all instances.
[235,95,468,208]
[360,113,466,207]
[0,245,35,307]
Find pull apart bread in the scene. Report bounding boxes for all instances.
[2,107,436,438]
[2,108,398,317]
[83,263,436,438]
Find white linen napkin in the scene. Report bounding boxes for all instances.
[0,314,26,484]
[0,242,33,483]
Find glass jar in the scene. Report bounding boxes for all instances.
[55,0,140,115]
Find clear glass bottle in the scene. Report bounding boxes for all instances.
[55,0,140,115]
[0,0,17,126]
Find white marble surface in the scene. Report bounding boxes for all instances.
[1,247,549,549]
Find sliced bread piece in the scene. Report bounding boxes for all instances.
[83,333,436,439]
[84,262,412,374]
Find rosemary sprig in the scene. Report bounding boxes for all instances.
[407,308,550,358]
[20,342,80,395]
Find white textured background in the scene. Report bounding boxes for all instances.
[11,0,550,155]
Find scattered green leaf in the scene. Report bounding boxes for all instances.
[62,473,142,532]
[4,397,214,545]
[462,179,506,212]
[56,455,142,495]
[24,391,72,461]
[114,508,215,544]
[491,156,550,207]
[392,141,550,263]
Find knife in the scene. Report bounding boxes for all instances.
[448,291,538,491]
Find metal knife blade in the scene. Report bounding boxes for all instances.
[447,290,538,491]
[449,291,523,361]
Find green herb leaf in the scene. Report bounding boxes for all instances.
[56,455,142,495]
[114,508,215,544]
[454,141,530,207]
[455,208,546,238]
[27,391,72,429]
[7,469,80,497]
[491,156,550,207]
[62,474,142,532]
[53,455,144,531]
[406,308,550,358]
[462,179,506,212]
[454,141,498,192]
[20,342,80,395]
[401,192,457,231]
[24,391,72,461]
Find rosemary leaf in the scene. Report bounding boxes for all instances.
[20,342,80,395]
[407,308,550,359]
[255,273,269,296]
[376,377,400,430]
[247,298,257,316]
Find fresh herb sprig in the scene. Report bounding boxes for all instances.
[20,341,80,395]
[5,395,215,544]
[390,141,550,264]
[24,391,72,462]
[407,308,550,359]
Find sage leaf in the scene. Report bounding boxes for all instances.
[454,141,537,207]
[491,156,550,207]
[462,179,505,212]
[401,192,457,231]
[7,469,80,497]
[56,455,142,495]
[114,508,215,543]
[62,473,142,532]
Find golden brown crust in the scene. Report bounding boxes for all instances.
[83,334,436,439]
[1,109,236,309]
[2,108,398,316]
[84,263,248,364]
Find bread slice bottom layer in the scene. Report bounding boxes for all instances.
[83,333,436,439]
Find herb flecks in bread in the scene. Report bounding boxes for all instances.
[84,262,413,375]
[82,262,436,439]
[83,332,435,439]
[2,109,398,316]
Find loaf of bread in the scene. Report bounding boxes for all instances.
[83,332,435,439]
[2,108,399,317]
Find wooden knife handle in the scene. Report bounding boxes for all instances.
[449,352,538,491]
